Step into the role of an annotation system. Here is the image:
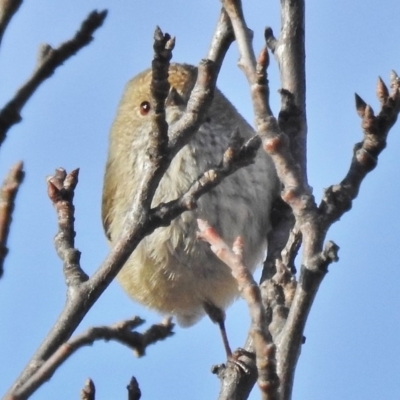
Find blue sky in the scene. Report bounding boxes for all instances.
[1,1,400,399]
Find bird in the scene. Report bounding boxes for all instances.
[102,63,279,356]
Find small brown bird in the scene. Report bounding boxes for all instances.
[102,63,278,355]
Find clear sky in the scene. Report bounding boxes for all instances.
[1,1,400,399]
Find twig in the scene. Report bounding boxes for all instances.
[47,168,88,286]
[149,133,261,226]
[197,220,279,400]
[0,9,107,148]
[207,8,234,72]
[265,0,307,171]
[320,72,400,224]
[0,0,23,48]
[0,161,24,278]
[150,26,174,157]
[167,59,218,152]
[221,2,312,397]
[222,0,313,215]
[273,72,399,400]
[262,199,295,280]
[10,318,173,400]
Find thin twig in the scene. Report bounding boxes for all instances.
[0,160,24,278]
[150,26,174,158]
[0,9,107,148]
[47,168,88,286]
[207,8,234,71]
[274,72,400,400]
[320,72,400,224]
[197,220,279,400]
[222,0,313,215]
[265,0,307,172]
[10,318,173,400]
[149,133,261,225]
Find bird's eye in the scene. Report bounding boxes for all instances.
[140,101,151,116]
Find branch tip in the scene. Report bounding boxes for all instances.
[364,104,375,119]
[47,180,60,203]
[390,69,400,93]
[55,166,66,176]
[127,376,141,400]
[80,378,95,400]
[376,76,389,103]
[154,25,164,40]
[84,9,108,30]
[166,36,176,50]
[355,93,367,118]
[323,241,340,263]
[64,168,79,191]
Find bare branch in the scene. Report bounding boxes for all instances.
[167,59,218,151]
[269,71,399,397]
[47,168,88,286]
[267,0,307,173]
[9,318,173,400]
[207,8,234,69]
[150,26,174,153]
[222,0,256,72]
[0,9,107,148]
[0,0,23,48]
[0,160,24,279]
[320,73,400,224]
[222,0,313,217]
[150,133,261,225]
[198,220,279,400]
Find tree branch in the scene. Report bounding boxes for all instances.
[0,0,23,48]
[220,3,400,400]
[10,318,173,400]
[0,9,107,148]
[207,8,234,72]
[198,220,279,400]
[265,0,307,174]
[320,72,400,224]
[47,168,88,286]
[0,160,24,279]
[149,133,261,226]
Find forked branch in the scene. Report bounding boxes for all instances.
[0,9,107,148]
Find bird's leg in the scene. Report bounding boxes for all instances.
[203,301,232,359]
